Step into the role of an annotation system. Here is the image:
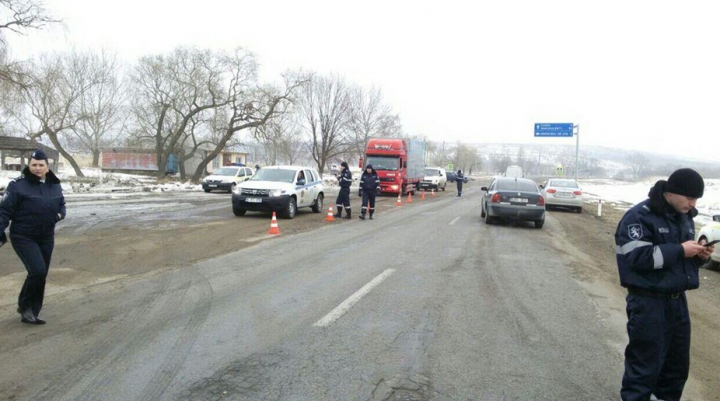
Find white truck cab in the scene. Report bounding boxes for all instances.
[419,167,447,191]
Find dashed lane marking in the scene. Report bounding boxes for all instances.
[313,269,396,327]
[449,216,461,225]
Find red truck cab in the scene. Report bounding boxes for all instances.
[362,138,425,195]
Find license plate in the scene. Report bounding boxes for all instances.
[555,192,572,197]
[209,184,217,188]
[510,198,527,203]
[245,197,262,203]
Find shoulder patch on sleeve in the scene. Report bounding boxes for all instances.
[628,224,643,239]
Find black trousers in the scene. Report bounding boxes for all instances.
[361,191,376,215]
[621,293,690,401]
[11,234,54,316]
[336,187,351,210]
[457,181,463,195]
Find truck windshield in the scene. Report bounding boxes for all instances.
[249,169,296,183]
[366,156,399,171]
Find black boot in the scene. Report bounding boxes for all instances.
[343,209,351,219]
[359,213,365,220]
[18,307,37,324]
[333,208,342,218]
[369,212,374,220]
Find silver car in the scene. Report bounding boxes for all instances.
[539,178,584,213]
[481,177,546,228]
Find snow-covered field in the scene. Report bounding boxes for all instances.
[2,169,719,225]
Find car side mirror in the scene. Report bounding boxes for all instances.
[296,179,306,186]
[713,215,720,223]
[539,184,544,189]
[481,187,488,191]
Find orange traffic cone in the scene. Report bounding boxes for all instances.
[326,204,335,222]
[421,191,426,201]
[407,192,413,203]
[431,189,435,197]
[396,193,402,206]
[268,212,281,234]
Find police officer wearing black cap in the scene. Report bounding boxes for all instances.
[0,149,66,325]
[615,168,714,401]
[334,161,352,219]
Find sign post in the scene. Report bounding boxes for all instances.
[534,123,579,180]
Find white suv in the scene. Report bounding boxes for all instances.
[231,166,325,219]
[202,166,254,193]
[419,167,447,191]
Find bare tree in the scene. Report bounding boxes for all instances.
[67,50,128,166]
[299,73,352,176]
[131,47,228,177]
[346,86,397,160]
[13,52,102,176]
[0,0,60,88]
[254,106,305,165]
[629,153,647,180]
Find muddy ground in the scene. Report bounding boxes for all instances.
[1,183,718,400]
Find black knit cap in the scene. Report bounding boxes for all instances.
[30,149,48,162]
[341,162,348,168]
[667,168,704,198]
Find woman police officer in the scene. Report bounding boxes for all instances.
[0,149,65,324]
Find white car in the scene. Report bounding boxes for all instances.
[697,215,720,269]
[539,178,584,213]
[231,165,324,219]
[202,166,254,193]
[419,167,447,191]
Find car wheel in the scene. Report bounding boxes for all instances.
[484,208,493,224]
[204,188,211,193]
[233,207,246,216]
[480,202,486,218]
[358,189,363,197]
[312,193,324,213]
[442,184,446,191]
[228,183,236,193]
[576,206,583,214]
[283,197,297,219]
[535,219,545,229]
[702,259,720,270]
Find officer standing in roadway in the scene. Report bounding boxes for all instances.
[0,149,66,325]
[615,168,713,401]
[358,164,380,220]
[334,161,352,219]
[456,169,464,197]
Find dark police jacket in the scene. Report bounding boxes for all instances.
[615,190,701,294]
[359,169,380,192]
[0,167,66,239]
[338,168,352,190]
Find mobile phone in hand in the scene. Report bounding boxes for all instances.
[703,239,720,247]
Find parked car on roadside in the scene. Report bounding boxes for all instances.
[202,166,254,193]
[419,167,447,191]
[446,171,457,183]
[231,166,324,219]
[697,215,720,269]
[539,178,584,213]
[481,177,546,228]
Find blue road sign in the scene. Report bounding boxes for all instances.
[534,123,574,137]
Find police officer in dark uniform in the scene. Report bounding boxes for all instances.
[358,165,380,220]
[456,169,464,197]
[334,161,352,219]
[0,149,66,325]
[615,168,713,401]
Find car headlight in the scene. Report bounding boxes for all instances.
[269,189,286,197]
[233,186,242,194]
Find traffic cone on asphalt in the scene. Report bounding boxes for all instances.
[421,191,426,201]
[396,193,402,206]
[407,192,413,204]
[268,212,280,234]
[326,204,335,222]
[431,189,435,197]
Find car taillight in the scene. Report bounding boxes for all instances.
[538,196,545,206]
[491,193,501,203]
[546,189,557,194]
[573,190,582,196]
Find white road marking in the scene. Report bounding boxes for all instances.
[246,234,277,243]
[449,216,461,225]
[313,269,396,327]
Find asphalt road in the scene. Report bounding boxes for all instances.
[0,185,624,400]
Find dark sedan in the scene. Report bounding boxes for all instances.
[481,177,546,228]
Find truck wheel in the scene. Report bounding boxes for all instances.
[311,193,323,213]
[442,184,446,191]
[283,197,297,219]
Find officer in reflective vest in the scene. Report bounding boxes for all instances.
[334,162,352,219]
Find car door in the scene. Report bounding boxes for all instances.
[302,169,316,206]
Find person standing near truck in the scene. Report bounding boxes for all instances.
[334,161,352,219]
[358,165,380,220]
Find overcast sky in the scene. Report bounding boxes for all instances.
[9,0,720,162]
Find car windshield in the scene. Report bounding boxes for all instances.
[213,167,239,176]
[496,180,538,192]
[249,169,297,183]
[549,180,579,188]
[366,156,399,171]
[425,169,440,175]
